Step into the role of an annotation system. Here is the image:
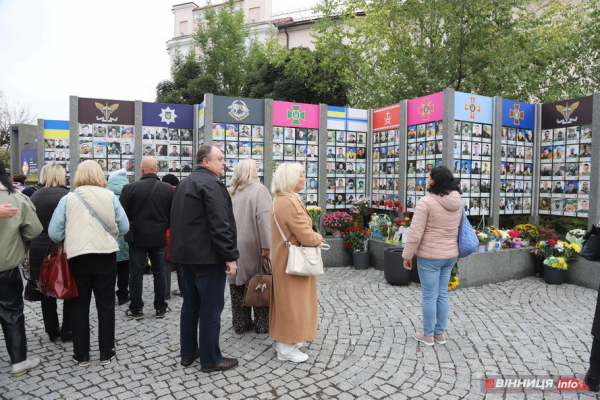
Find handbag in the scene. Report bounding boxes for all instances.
[242,257,272,308]
[457,207,479,258]
[19,252,43,302]
[581,224,600,261]
[273,201,330,276]
[124,181,159,243]
[39,241,79,299]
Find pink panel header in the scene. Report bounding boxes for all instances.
[273,101,320,129]
[407,91,444,126]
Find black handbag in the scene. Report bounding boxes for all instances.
[19,252,43,302]
[581,225,600,261]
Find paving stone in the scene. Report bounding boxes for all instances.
[1,272,596,399]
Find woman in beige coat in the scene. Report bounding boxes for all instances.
[402,166,462,346]
[227,159,272,334]
[270,162,323,362]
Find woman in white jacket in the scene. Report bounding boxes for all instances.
[49,161,129,367]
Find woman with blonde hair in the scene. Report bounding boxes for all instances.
[227,159,272,333]
[270,162,324,362]
[49,160,129,366]
[29,163,73,343]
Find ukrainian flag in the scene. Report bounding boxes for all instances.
[327,106,346,119]
[44,120,69,139]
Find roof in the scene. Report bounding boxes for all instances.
[192,0,243,11]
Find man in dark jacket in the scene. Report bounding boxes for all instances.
[170,145,239,373]
[120,158,173,320]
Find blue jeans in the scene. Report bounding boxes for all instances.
[180,263,226,367]
[417,256,457,336]
[128,246,168,312]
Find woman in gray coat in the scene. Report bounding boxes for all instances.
[227,159,272,334]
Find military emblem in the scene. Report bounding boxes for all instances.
[159,107,178,125]
[227,100,250,121]
[419,98,434,121]
[464,97,481,119]
[556,101,579,125]
[509,104,524,125]
[95,102,120,122]
[287,105,306,125]
[384,111,391,125]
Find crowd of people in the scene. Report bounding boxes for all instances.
[0,153,599,392]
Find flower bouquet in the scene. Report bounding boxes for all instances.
[534,239,581,261]
[323,211,353,237]
[514,224,540,244]
[506,230,527,248]
[448,262,459,290]
[342,227,371,253]
[566,229,586,247]
[543,256,568,270]
[307,206,322,233]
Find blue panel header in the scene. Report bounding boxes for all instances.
[43,120,69,130]
[502,99,535,129]
[454,92,493,124]
[142,102,194,129]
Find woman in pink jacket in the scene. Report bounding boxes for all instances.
[402,166,462,346]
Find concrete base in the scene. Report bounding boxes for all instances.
[322,237,353,268]
[322,237,598,291]
[455,248,534,288]
[566,258,600,290]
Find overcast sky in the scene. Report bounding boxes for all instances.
[0,0,319,122]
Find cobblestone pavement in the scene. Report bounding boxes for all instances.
[1,268,599,399]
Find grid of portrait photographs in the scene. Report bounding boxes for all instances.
[406,121,443,212]
[44,136,71,186]
[498,126,534,215]
[78,123,136,182]
[452,120,492,216]
[371,129,399,210]
[273,126,319,205]
[216,123,265,187]
[538,124,592,217]
[323,129,366,209]
[141,126,194,180]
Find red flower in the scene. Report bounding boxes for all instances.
[395,201,400,206]
[392,207,397,211]
[344,243,351,250]
[404,211,411,215]
[396,220,403,226]
[376,202,380,207]
[548,239,557,245]
[369,208,374,213]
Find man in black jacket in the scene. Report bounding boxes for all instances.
[120,157,173,320]
[170,145,239,373]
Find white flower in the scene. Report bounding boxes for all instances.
[555,243,565,252]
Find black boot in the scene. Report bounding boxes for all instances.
[585,367,600,392]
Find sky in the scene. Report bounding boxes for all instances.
[0,0,319,122]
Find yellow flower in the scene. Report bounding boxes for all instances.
[405,217,410,221]
[570,243,581,253]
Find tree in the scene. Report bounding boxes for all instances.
[242,47,349,106]
[0,91,36,149]
[312,0,600,107]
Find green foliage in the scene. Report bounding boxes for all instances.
[242,47,349,106]
[539,216,589,240]
[0,149,9,165]
[312,0,600,107]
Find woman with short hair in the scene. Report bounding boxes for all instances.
[49,160,129,366]
[402,166,462,346]
[270,162,324,362]
[227,159,272,334]
[29,163,73,342]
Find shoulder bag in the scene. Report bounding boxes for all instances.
[273,201,330,276]
[242,257,272,308]
[457,207,479,259]
[19,251,43,302]
[124,180,159,243]
[580,224,600,261]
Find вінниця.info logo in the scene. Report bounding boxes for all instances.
[484,376,590,391]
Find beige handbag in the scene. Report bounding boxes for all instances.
[273,201,330,276]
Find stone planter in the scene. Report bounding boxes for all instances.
[384,247,411,285]
[544,265,566,285]
[352,252,369,270]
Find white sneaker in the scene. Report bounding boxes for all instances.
[275,342,309,363]
[11,358,41,377]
